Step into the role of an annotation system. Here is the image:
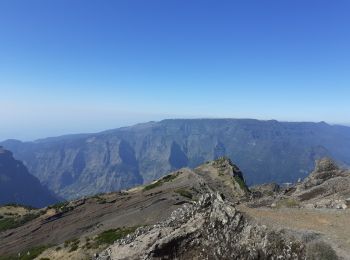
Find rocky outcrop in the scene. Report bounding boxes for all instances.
[302,158,342,189]
[291,158,350,207]
[2,119,350,199]
[96,193,305,260]
[250,183,280,197]
[0,147,59,207]
[249,158,350,210]
[245,158,350,210]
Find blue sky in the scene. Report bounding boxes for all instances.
[0,0,349,140]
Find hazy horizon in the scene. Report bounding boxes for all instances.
[1,1,349,140]
[1,117,350,142]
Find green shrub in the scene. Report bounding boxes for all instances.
[63,238,80,252]
[143,172,180,191]
[48,201,73,213]
[161,173,179,182]
[0,218,16,231]
[83,241,92,249]
[91,195,108,204]
[94,226,138,246]
[48,201,68,210]
[68,243,79,252]
[0,245,51,260]
[143,181,162,191]
[174,189,193,199]
[306,241,338,260]
[233,176,248,191]
[0,212,42,232]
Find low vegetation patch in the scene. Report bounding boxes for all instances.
[161,173,179,182]
[0,212,42,232]
[92,195,108,204]
[64,238,80,252]
[306,241,338,260]
[233,176,248,191]
[174,189,193,199]
[83,226,139,250]
[0,245,51,260]
[276,198,300,208]
[143,172,180,191]
[143,181,162,191]
[48,201,73,213]
[0,218,16,232]
[3,203,37,210]
[95,226,138,246]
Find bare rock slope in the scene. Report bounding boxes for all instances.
[0,158,248,259]
[97,193,305,260]
[1,157,348,260]
[96,158,350,260]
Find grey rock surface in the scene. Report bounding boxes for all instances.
[291,158,350,208]
[96,193,305,260]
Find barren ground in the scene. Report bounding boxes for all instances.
[238,205,350,259]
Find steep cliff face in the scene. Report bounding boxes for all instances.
[2,119,350,199]
[0,147,59,208]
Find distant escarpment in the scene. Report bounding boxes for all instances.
[0,147,59,208]
[2,119,350,199]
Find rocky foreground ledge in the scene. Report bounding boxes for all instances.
[96,193,305,260]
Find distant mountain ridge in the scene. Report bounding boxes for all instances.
[0,147,59,207]
[2,119,350,200]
